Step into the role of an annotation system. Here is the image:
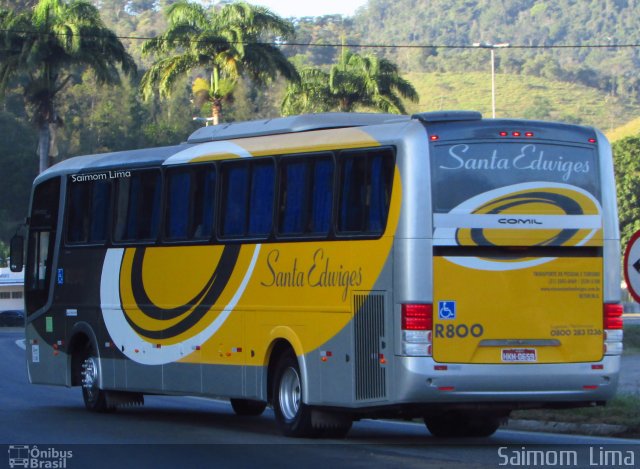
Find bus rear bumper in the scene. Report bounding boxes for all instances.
[393,355,621,404]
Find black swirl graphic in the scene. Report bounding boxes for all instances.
[122,245,241,340]
[456,191,586,256]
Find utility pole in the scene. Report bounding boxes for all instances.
[473,42,510,118]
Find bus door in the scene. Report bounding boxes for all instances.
[25,178,60,316]
[25,177,66,384]
[430,133,604,365]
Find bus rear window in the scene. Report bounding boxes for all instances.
[431,142,600,213]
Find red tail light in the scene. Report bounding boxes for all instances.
[402,304,433,330]
[604,303,623,330]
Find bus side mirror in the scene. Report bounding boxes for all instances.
[10,235,24,272]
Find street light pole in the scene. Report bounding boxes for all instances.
[473,42,510,118]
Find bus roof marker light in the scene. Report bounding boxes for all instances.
[512,131,521,137]
[429,135,439,141]
[499,131,508,137]
[525,131,534,137]
[589,138,597,144]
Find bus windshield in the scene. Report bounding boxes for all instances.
[431,141,600,214]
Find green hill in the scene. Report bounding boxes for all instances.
[607,117,640,142]
[403,72,640,133]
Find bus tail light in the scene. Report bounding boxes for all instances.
[401,304,432,356]
[604,303,624,356]
[604,303,623,330]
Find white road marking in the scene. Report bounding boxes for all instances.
[16,339,26,350]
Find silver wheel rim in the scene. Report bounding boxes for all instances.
[279,366,301,421]
[82,356,99,402]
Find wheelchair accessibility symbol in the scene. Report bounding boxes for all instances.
[438,301,456,320]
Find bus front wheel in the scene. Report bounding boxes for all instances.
[79,344,114,413]
[272,353,316,437]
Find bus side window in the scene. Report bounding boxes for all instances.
[310,158,334,234]
[191,166,216,239]
[114,170,161,243]
[90,181,110,242]
[338,148,394,235]
[165,169,191,241]
[67,182,91,243]
[248,160,275,236]
[66,179,110,244]
[279,160,307,235]
[221,163,249,238]
[278,155,334,237]
[221,159,274,239]
[165,165,216,242]
[369,152,394,232]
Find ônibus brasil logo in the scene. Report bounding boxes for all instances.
[8,445,73,468]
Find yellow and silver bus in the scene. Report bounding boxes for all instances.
[11,111,623,438]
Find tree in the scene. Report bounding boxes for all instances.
[0,0,136,173]
[140,0,298,125]
[281,49,419,116]
[0,110,38,244]
[613,136,640,251]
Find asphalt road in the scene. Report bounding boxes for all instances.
[1,329,639,469]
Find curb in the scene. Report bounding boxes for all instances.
[506,419,627,436]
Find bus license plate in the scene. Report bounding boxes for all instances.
[501,348,537,362]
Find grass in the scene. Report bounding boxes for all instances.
[623,324,640,354]
[512,325,640,436]
[512,395,640,435]
[606,116,640,142]
[402,71,640,135]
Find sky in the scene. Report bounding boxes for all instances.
[242,0,368,18]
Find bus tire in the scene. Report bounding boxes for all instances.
[424,411,501,438]
[79,344,114,413]
[230,398,267,416]
[272,353,316,437]
[314,412,352,439]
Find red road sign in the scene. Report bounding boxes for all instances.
[623,230,640,303]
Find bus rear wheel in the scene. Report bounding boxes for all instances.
[272,353,316,437]
[230,399,267,416]
[425,411,502,438]
[79,344,114,413]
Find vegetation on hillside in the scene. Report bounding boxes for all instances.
[613,137,640,250]
[2,0,640,246]
[607,117,640,142]
[354,0,640,101]
[404,72,638,130]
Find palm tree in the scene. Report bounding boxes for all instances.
[0,0,136,173]
[141,1,299,126]
[282,49,419,116]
